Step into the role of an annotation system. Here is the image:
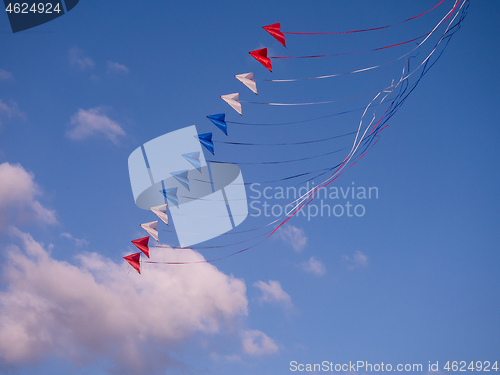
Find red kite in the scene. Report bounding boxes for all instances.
[263,23,286,47]
[249,48,272,72]
[132,237,150,258]
[124,253,141,274]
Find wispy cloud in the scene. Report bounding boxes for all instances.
[69,47,95,70]
[241,330,278,356]
[301,256,326,276]
[276,225,307,252]
[60,232,89,247]
[254,280,292,308]
[90,74,100,83]
[0,229,249,374]
[0,99,25,127]
[342,250,368,270]
[0,162,56,227]
[66,107,125,144]
[107,61,130,74]
[209,352,242,363]
[0,68,13,81]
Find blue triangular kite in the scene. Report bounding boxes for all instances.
[207,113,227,135]
[161,187,178,207]
[182,152,201,172]
[197,133,214,154]
[171,170,190,191]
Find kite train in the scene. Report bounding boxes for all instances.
[125,0,469,273]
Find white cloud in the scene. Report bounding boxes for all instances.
[0,99,25,127]
[107,61,130,74]
[69,47,95,70]
[253,280,292,308]
[0,162,56,227]
[60,232,89,247]
[0,229,249,374]
[276,225,307,252]
[0,68,13,81]
[301,256,326,276]
[66,107,125,144]
[342,251,368,270]
[241,330,278,356]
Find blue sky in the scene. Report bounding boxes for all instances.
[0,1,498,374]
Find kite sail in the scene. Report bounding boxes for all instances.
[221,93,242,115]
[249,48,272,72]
[171,170,190,191]
[235,73,258,95]
[207,113,228,135]
[197,132,215,154]
[132,237,150,258]
[161,189,178,208]
[150,204,169,225]
[263,23,286,47]
[124,253,141,274]
[183,151,202,172]
[140,220,159,242]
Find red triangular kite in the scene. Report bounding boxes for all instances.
[249,48,272,72]
[124,253,141,274]
[263,23,286,47]
[132,236,150,258]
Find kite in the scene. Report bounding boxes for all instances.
[249,48,272,72]
[171,170,190,191]
[161,189,178,208]
[197,132,215,154]
[141,220,159,242]
[124,253,141,274]
[235,73,257,95]
[132,237,150,258]
[263,23,285,47]
[150,203,169,225]
[207,113,228,135]
[183,151,202,172]
[221,93,242,115]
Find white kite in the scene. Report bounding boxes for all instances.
[221,93,242,115]
[140,220,159,242]
[150,203,169,226]
[235,73,257,94]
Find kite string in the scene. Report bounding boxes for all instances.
[282,0,444,35]
[270,33,429,59]
[241,85,394,106]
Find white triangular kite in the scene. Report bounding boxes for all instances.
[221,93,242,115]
[140,220,159,242]
[150,203,169,226]
[235,73,257,95]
